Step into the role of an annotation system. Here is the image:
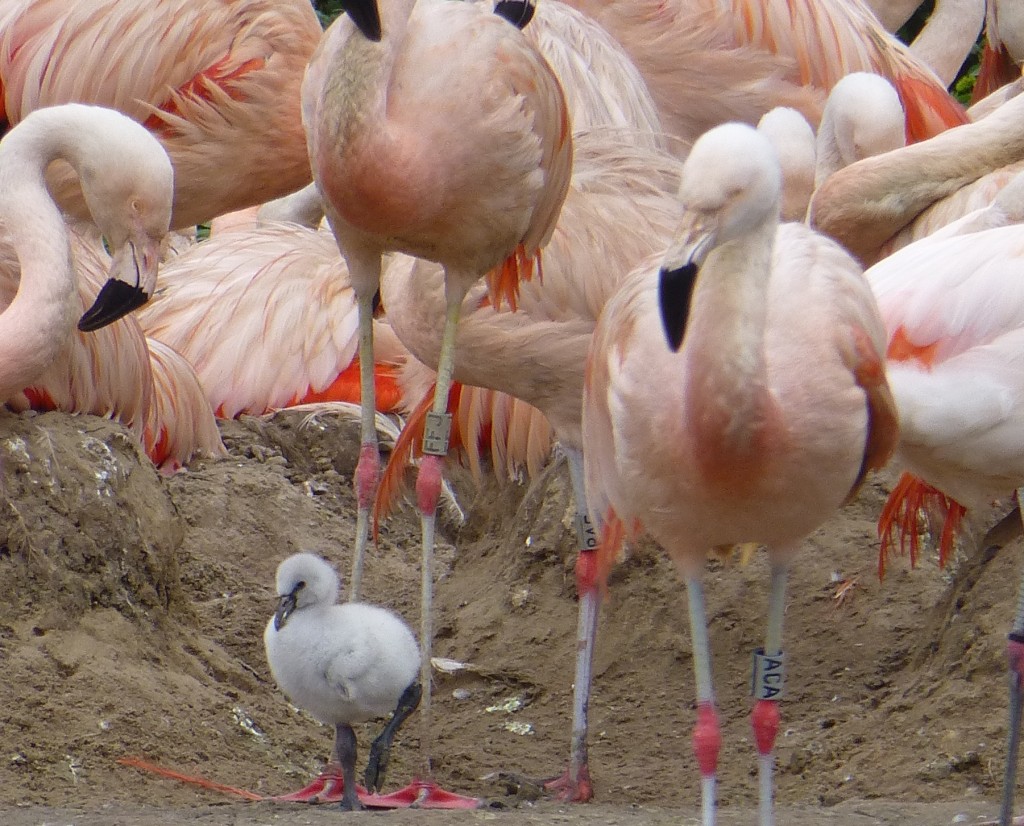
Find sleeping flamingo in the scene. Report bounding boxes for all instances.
[0,0,321,231]
[581,123,898,826]
[303,0,571,807]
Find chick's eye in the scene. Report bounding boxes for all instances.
[296,581,306,589]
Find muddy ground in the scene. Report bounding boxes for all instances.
[1,408,1021,824]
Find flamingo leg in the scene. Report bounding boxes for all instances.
[545,445,599,802]
[751,562,788,826]
[350,290,380,602]
[378,284,478,809]
[686,577,721,826]
[1000,524,1024,826]
[365,681,423,793]
[334,723,363,811]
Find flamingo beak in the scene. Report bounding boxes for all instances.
[343,0,382,41]
[493,0,536,29]
[658,220,713,352]
[78,236,160,332]
[274,591,298,631]
[658,262,699,352]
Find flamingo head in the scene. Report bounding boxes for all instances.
[77,118,174,332]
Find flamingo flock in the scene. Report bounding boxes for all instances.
[6,0,1024,822]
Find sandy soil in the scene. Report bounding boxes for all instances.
[1,407,1021,824]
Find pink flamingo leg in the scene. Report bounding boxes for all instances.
[751,562,789,826]
[686,577,721,826]
[350,291,380,601]
[381,286,478,810]
[545,446,598,802]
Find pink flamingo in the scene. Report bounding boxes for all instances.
[581,122,898,826]
[136,223,407,420]
[972,0,1024,105]
[861,185,1024,826]
[0,0,322,230]
[559,0,968,148]
[810,92,1024,266]
[864,0,984,89]
[303,0,572,807]
[378,128,683,801]
[0,103,223,471]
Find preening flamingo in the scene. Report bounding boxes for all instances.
[264,553,422,811]
[136,223,407,420]
[810,92,1024,265]
[303,0,572,806]
[813,72,907,190]
[863,205,1024,826]
[0,104,223,471]
[581,123,898,826]
[0,104,168,406]
[559,0,968,148]
[379,127,685,800]
[0,0,321,230]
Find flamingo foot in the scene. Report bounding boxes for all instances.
[361,778,482,809]
[273,767,387,806]
[542,765,593,802]
[271,769,349,802]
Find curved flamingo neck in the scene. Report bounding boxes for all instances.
[0,109,97,401]
[683,220,779,483]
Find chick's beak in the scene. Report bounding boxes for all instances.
[274,592,298,631]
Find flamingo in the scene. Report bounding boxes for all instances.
[812,72,907,190]
[500,0,667,151]
[972,0,1024,105]
[135,223,407,420]
[755,108,816,223]
[264,552,422,811]
[863,206,1024,826]
[558,0,968,149]
[809,92,1024,266]
[863,0,984,89]
[378,128,683,800]
[303,0,572,807]
[581,123,898,826]
[862,0,928,32]
[0,0,321,231]
[753,73,906,225]
[0,103,223,471]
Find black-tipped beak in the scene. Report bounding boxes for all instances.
[658,262,699,352]
[344,0,382,41]
[273,592,298,631]
[493,0,536,29]
[78,279,150,332]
